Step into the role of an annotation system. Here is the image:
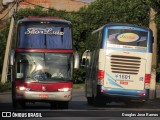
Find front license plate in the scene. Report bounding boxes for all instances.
[39,94,48,98]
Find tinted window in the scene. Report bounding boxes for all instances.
[18,24,72,49]
[107,29,148,47]
[15,53,73,81]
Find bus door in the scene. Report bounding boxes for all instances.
[103,50,146,91]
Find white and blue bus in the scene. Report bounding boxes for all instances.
[83,23,153,106]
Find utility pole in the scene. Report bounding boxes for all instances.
[1,16,15,84]
[1,0,18,84]
[149,8,157,99]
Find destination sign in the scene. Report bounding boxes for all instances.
[25,28,64,35]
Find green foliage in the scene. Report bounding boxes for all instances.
[0,82,12,92]
[0,25,9,73]
[73,83,84,89]
[73,68,86,83]
[78,0,151,51]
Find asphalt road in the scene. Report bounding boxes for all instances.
[0,89,160,119]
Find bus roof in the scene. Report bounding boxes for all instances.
[92,23,151,34]
[17,16,71,25]
[104,23,150,30]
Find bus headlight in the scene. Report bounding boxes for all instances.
[17,86,30,91]
[19,86,26,91]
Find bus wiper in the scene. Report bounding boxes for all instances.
[50,78,68,82]
[32,77,40,82]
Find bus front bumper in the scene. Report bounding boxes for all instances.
[15,90,72,101]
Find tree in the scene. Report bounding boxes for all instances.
[77,0,151,50]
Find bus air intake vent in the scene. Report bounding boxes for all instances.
[110,55,141,75]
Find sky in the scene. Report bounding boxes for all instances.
[74,0,96,3]
[2,0,96,5]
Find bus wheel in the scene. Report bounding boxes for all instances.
[87,97,94,105]
[94,97,106,107]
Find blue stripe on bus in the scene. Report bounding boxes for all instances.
[102,88,149,98]
[102,28,108,48]
[106,26,148,32]
[106,73,123,89]
[147,32,152,53]
[107,47,147,53]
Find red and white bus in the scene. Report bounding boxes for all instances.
[10,16,79,109]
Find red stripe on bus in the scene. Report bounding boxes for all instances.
[23,16,62,21]
[15,48,73,53]
[15,81,73,92]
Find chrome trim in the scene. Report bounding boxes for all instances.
[15,90,72,101]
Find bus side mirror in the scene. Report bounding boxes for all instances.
[81,58,86,66]
[10,49,15,66]
[74,52,79,69]
[152,36,154,43]
[81,50,90,67]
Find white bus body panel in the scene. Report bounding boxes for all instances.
[99,49,152,91]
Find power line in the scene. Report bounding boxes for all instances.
[0,3,16,21]
[0,0,24,25]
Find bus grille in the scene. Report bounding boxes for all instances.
[110,55,141,75]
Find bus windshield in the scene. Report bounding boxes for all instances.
[15,53,73,82]
[107,29,148,47]
[18,23,72,49]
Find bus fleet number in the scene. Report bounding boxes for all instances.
[115,74,131,80]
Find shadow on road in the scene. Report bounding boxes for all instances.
[0,100,160,111]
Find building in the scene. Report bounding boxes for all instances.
[0,0,95,30]
[18,0,91,12]
[75,0,95,3]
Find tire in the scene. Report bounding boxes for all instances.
[94,97,106,107]
[87,97,94,105]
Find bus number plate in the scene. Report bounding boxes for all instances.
[39,94,48,98]
[120,81,128,85]
[115,74,131,80]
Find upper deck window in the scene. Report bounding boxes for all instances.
[17,23,72,49]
